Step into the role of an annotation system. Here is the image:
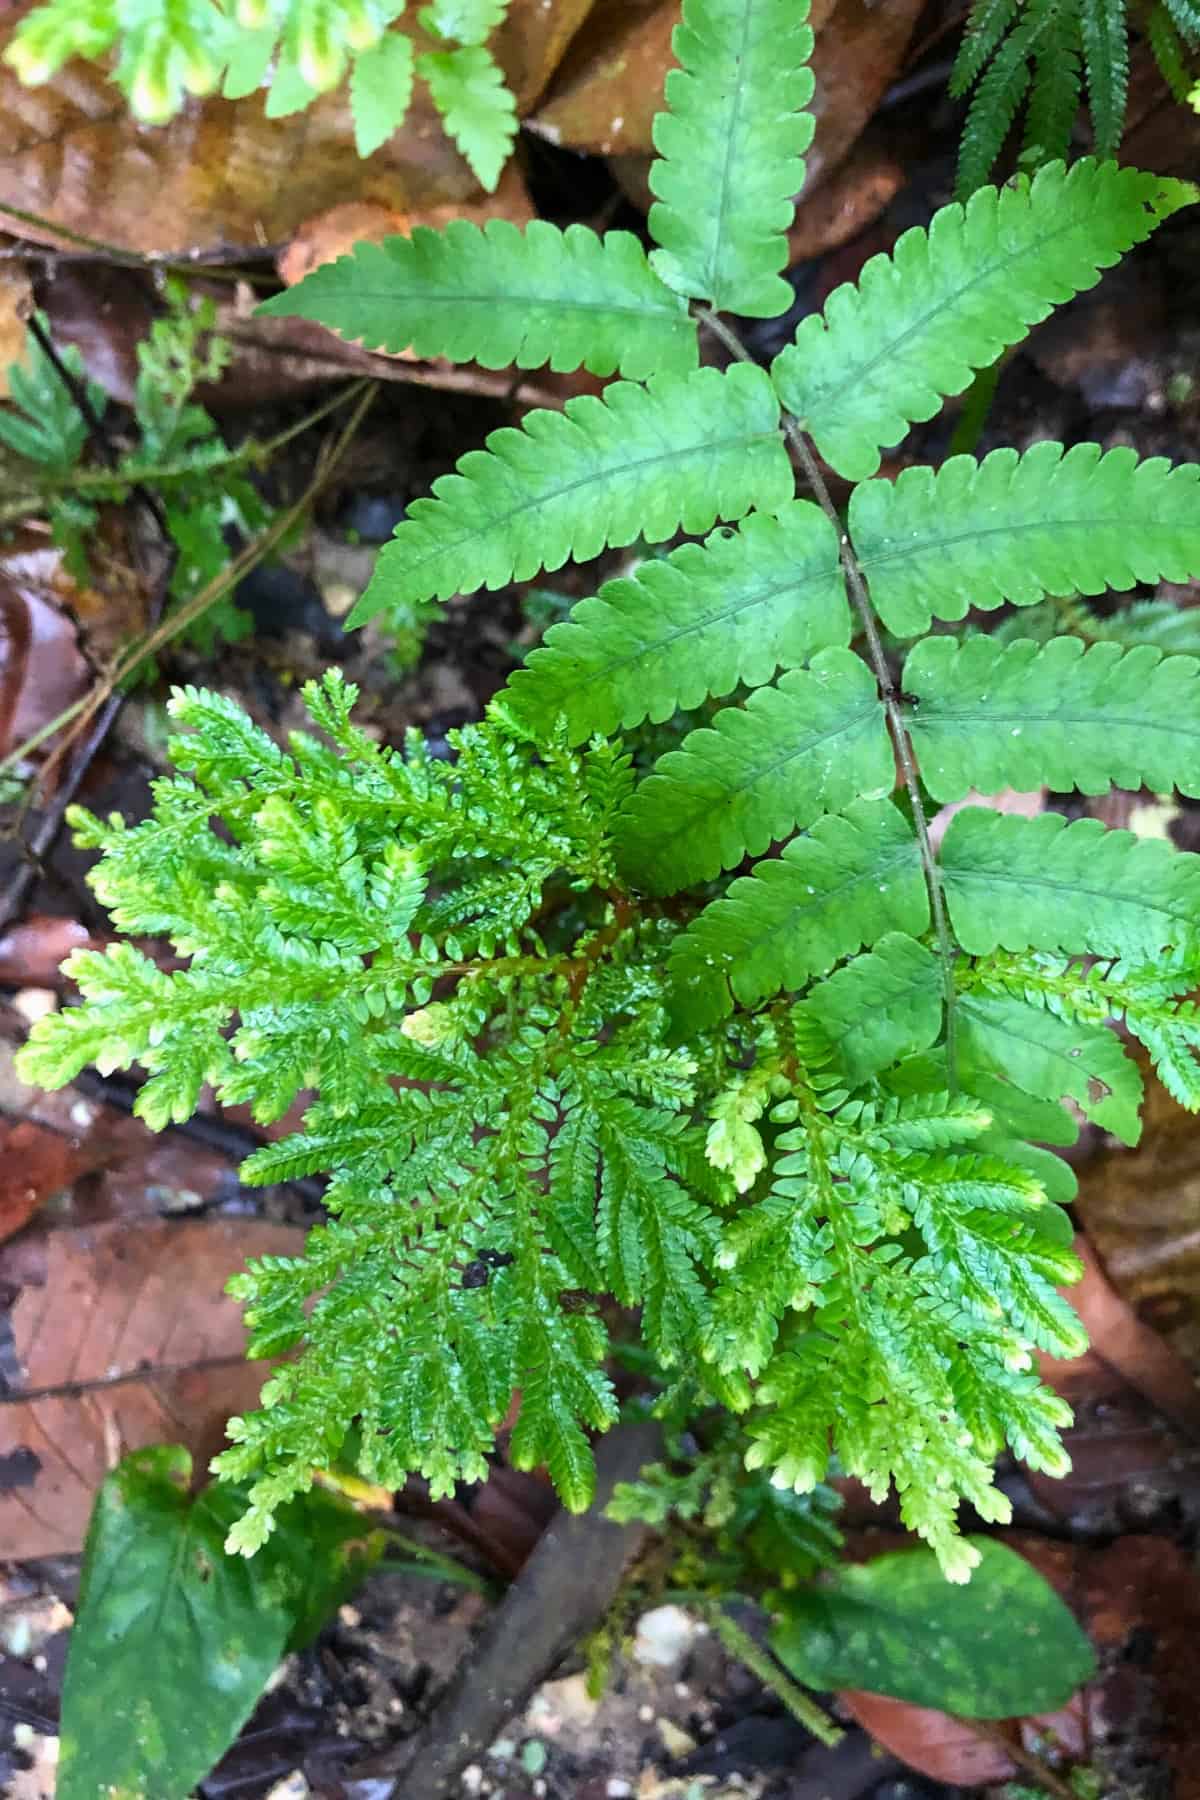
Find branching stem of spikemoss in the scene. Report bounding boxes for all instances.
[704,1604,843,1748]
[697,308,959,1090]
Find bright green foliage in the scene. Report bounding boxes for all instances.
[647,0,815,316]
[3,0,518,187]
[506,504,846,741]
[0,296,268,648]
[58,1445,379,1800]
[770,161,1192,480]
[772,1538,1095,1714]
[18,12,1200,1585]
[348,364,791,628]
[615,652,893,893]
[903,636,1200,800]
[952,0,1198,195]
[350,29,415,155]
[261,222,699,380]
[0,317,104,471]
[667,801,928,1009]
[851,444,1200,636]
[942,810,1200,962]
[417,43,515,189]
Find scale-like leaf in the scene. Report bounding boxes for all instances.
[666,800,928,1003]
[349,364,790,627]
[904,635,1200,800]
[648,0,815,317]
[852,443,1200,636]
[1080,0,1128,159]
[506,502,846,742]
[800,932,943,1083]
[771,160,1192,479]
[941,809,1200,962]
[259,220,698,379]
[616,650,893,895]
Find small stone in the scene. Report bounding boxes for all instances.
[607,1782,634,1798]
[461,1765,484,1796]
[264,1774,309,1800]
[656,1718,697,1760]
[633,1604,698,1669]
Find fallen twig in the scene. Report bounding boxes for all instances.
[355,1418,661,1790]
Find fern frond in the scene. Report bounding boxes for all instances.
[903,635,1200,800]
[666,800,928,1005]
[950,0,1022,94]
[798,933,943,1084]
[1146,4,1193,102]
[504,503,846,742]
[258,222,698,380]
[647,0,816,317]
[955,9,1039,199]
[417,45,517,191]
[349,365,790,628]
[941,809,1200,962]
[1024,7,1082,166]
[615,651,893,894]
[852,443,1200,637]
[1080,0,1128,157]
[770,161,1192,480]
[959,990,1143,1144]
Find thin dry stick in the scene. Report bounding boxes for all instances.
[961,1717,1080,1800]
[697,307,959,1088]
[0,379,376,787]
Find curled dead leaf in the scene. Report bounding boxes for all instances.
[0,1215,303,1557]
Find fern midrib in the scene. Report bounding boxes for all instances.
[857,510,1192,574]
[395,426,784,586]
[796,193,1131,413]
[557,560,843,701]
[946,863,1200,932]
[339,289,692,325]
[706,0,755,301]
[913,704,1200,741]
[729,838,924,975]
[642,698,884,857]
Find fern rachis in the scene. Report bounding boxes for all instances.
[18,0,1200,1581]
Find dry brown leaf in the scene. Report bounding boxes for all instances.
[0,259,32,399]
[493,0,597,112]
[0,25,480,257]
[0,1215,302,1557]
[787,134,905,264]
[0,1116,99,1247]
[0,537,91,763]
[277,163,535,289]
[0,915,99,988]
[1075,1062,1200,1368]
[532,0,920,198]
[839,1691,1017,1785]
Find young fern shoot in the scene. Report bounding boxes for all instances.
[21,0,1200,1579]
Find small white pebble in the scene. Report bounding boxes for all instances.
[461,1765,484,1797]
[638,1703,655,1723]
[607,1783,633,1798]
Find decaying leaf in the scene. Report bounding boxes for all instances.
[532,0,921,195]
[0,537,91,764]
[0,1215,302,1557]
[0,1116,98,1247]
[0,260,32,400]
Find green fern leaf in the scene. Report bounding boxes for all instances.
[349,32,415,157]
[666,800,928,1005]
[1025,9,1082,166]
[505,503,846,742]
[941,809,1200,962]
[419,44,516,191]
[1146,4,1193,103]
[955,9,1038,199]
[258,221,698,380]
[1163,0,1200,33]
[419,0,509,44]
[959,991,1143,1144]
[950,0,1021,94]
[852,444,1200,637]
[771,161,1192,480]
[799,933,943,1084]
[904,635,1200,801]
[349,364,790,629]
[647,0,815,317]
[1080,0,1128,157]
[615,651,893,895]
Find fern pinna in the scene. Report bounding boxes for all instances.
[20,0,1200,1579]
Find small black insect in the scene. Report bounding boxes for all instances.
[460,1248,515,1289]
